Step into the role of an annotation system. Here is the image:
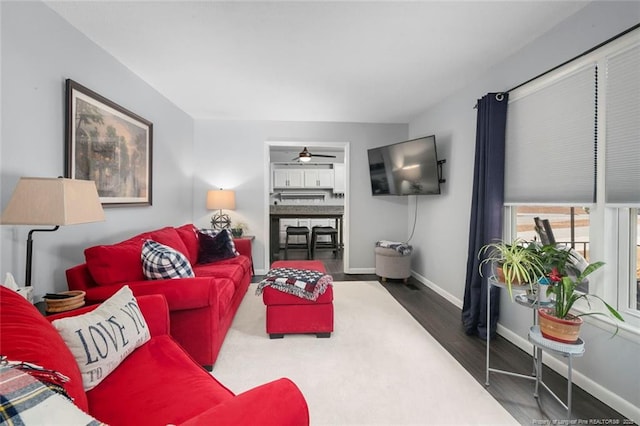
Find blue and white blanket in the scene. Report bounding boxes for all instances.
[255,267,333,301]
[376,240,413,255]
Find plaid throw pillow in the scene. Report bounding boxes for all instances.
[141,240,195,280]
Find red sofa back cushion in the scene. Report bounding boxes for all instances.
[175,224,199,264]
[84,227,194,286]
[85,235,147,286]
[0,287,89,412]
[149,227,191,259]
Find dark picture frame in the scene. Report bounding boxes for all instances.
[533,217,556,245]
[65,79,153,206]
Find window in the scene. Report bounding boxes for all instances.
[630,210,639,311]
[505,27,640,330]
[514,205,591,292]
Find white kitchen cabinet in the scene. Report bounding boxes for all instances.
[333,163,346,194]
[273,170,288,189]
[303,169,334,188]
[273,169,304,189]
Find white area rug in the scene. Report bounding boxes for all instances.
[213,281,518,425]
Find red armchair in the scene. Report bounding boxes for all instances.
[0,287,309,426]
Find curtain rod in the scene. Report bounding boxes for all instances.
[473,23,640,109]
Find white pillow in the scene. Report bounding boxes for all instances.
[52,285,151,391]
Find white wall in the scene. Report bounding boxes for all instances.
[0,1,195,297]
[193,120,408,273]
[408,2,640,420]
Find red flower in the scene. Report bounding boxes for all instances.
[548,267,562,283]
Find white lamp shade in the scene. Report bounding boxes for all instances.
[206,189,236,210]
[0,177,105,225]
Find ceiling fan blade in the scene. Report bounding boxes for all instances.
[310,154,337,158]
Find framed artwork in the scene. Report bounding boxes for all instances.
[65,79,153,206]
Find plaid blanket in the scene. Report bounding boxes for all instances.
[255,267,333,301]
[0,364,104,425]
[376,240,413,255]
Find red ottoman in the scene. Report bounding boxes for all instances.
[262,260,334,339]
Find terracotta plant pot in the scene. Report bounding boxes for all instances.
[537,307,583,343]
[496,265,527,286]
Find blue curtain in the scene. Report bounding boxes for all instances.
[461,92,508,340]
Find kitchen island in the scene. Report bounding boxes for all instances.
[269,205,344,263]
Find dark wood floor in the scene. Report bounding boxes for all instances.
[262,252,634,425]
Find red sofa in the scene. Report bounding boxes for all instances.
[66,224,252,369]
[0,287,309,426]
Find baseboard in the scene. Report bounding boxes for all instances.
[497,326,640,422]
[345,267,375,274]
[411,270,464,310]
[254,268,268,276]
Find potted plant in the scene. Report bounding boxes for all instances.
[538,257,624,343]
[478,239,546,297]
[537,244,578,276]
[230,222,247,238]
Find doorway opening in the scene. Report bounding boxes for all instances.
[264,141,349,275]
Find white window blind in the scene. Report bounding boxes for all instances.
[605,44,640,206]
[504,64,597,204]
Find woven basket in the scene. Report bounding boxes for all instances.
[44,290,86,313]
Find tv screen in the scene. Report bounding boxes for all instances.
[367,135,442,196]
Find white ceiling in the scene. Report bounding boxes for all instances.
[44,1,591,123]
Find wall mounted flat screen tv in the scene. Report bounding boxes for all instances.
[367,135,444,196]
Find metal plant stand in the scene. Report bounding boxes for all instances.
[528,325,585,418]
[485,277,585,419]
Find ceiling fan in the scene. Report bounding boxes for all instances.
[293,147,337,162]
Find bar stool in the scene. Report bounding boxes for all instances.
[311,226,339,258]
[284,226,310,259]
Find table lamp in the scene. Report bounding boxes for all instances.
[207,189,235,230]
[0,177,105,287]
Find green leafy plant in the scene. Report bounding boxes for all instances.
[230,222,247,238]
[546,261,624,324]
[481,239,625,338]
[537,244,578,276]
[478,239,546,297]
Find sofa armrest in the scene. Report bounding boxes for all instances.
[66,264,95,292]
[234,238,252,260]
[178,378,309,426]
[47,294,170,337]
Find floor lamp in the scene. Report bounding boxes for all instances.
[207,189,235,230]
[0,177,105,287]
